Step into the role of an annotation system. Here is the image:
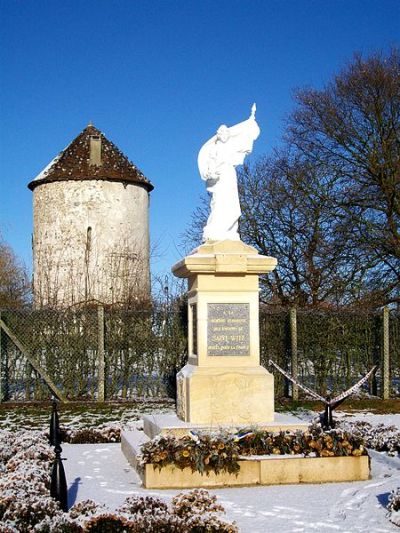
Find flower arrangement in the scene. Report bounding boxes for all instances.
[238,424,366,458]
[138,432,241,475]
[138,424,367,475]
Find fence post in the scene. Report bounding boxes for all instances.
[97,305,105,402]
[382,306,390,400]
[290,307,299,401]
[0,312,9,402]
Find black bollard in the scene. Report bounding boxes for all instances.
[50,443,68,512]
[49,399,61,447]
[49,400,68,511]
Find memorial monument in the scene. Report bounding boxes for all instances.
[121,106,370,489]
[172,105,277,426]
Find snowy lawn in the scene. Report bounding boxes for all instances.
[63,412,400,533]
[0,399,174,432]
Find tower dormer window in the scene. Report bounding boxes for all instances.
[89,136,102,166]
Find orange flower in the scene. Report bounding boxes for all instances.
[321,449,334,457]
[182,449,190,457]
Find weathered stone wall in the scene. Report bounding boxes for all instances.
[32,179,150,307]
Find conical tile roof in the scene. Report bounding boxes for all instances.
[28,124,153,191]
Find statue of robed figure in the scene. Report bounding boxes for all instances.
[198,104,260,242]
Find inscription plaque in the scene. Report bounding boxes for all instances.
[207,303,250,356]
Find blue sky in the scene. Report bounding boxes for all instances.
[1,0,399,280]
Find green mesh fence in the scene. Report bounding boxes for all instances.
[0,305,187,402]
[0,308,98,401]
[260,308,399,398]
[104,307,187,399]
[0,306,398,402]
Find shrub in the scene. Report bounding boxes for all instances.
[388,488,400,513]
[83,514,133,532]
[68,500,108,520]
[61,427,121,444]
[172,489,224,518]
[339,421,400,456]
[117,495,168,515]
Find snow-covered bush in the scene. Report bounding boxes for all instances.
[170,489,238,532]
[388,488,400,527]
[61,426,121,444]
[81,513,133,532]
[388,488,400,513]
[172,489,225,517]
[0,430,237,532]
[60,492,237,532]
[338,421,400,456]
[68,500,108,520]
[34,513,83,533]
[0,430,60,532]
[117,495,168,515]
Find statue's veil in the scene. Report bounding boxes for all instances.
[198,105,260,181]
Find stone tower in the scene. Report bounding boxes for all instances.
[28,124,153,308]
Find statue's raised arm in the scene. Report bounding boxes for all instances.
[198,105,260,242]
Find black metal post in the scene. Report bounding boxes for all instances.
[49,400,68,511]
[49,399,61,446]
[50,443,68,512]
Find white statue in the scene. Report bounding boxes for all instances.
[198,104,260,242]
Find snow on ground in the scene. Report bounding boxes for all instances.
[63,412,400,533]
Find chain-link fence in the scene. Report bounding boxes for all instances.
[0,305,187,402]
[260,308,400,398]
[0,306,398,402]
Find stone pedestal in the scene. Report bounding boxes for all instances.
[172,240,277,425]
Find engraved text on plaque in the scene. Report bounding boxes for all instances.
[207,303,250,356]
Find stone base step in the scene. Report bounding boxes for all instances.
[143,412,310,440]
[121,429,149,476]
[141,454,370,489]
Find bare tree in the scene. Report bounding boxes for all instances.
[0,239,31,308]
[287,49,400,305]
[239,154,367,307]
